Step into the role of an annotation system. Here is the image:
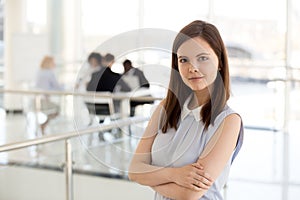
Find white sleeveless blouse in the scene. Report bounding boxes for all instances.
[151,95,244,200]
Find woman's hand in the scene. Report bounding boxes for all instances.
[172,163,213,191]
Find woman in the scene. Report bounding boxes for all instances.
[35,56,63,135]
[36,56,63,91]
[128,20,244,200]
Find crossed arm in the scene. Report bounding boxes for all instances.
[128,102,241,200]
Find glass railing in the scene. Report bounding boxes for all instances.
[0,88,157,200]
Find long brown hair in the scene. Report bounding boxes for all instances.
[161,20,230,133]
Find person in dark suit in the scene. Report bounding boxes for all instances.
[86,53,130,140]
[86,53,130,117]
[87,53,130,92]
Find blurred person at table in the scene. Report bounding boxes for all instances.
[36,56,64,91]
[87,53,130,93]
[122,59,153,116]
[75,52,103,91]
[122,59,150,89]
[86,53,131,140]
[86,53,130,115]
[35,56,63,135]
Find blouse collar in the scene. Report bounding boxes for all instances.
[181,94,202,122]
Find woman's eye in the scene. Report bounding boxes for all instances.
[198,56,208,61]
[179,58,188,63]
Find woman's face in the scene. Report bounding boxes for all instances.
[48,59,55,69]
[177,37,219,91]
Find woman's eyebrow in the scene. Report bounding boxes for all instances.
[178,53,210,58]
[196,52,210,57]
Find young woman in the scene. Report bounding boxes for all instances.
[129,20,244,200]
[35,56,63,135]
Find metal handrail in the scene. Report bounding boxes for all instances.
[0,116,148,200]
[0,116,148,153]
[0,88,163,101]
[0,87,152,200]
[0,87,156,152]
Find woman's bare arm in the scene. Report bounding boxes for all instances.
[128,101,175,186]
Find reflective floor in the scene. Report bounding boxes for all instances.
[0,80,300,200]
[0,106,149,178]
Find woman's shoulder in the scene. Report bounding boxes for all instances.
[220,105,241,119]
[150,99,166,117]
[159,98,166,106]
[207,105,242,132]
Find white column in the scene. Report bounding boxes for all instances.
[48,0,82,88]
[207,0,215,22]
[3,0,27,111]
[62,0,82,64]
[47,0,64,59]
[48,0,82,60]
[282,0,292,199]
[62,0,82,90]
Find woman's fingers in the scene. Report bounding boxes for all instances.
[195,179,210,189]
[191,163,203,170]
[192,184,202,191]
[192,164,213,182]
[190,163,214,189]
[201,174,213,186]
[176,163,214,191]
[190,180,208,191]
[191,178,210,190]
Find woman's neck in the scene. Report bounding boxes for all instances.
[194,88,211,107]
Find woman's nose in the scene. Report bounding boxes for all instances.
[188,63,199,72]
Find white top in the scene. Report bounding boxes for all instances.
[151,95,244,200]
[77,66,102,90]
[35,69,63,91]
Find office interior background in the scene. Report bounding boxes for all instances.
[0,0,300,199]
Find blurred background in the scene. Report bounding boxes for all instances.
[0,0,299,200]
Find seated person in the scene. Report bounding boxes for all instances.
[122,59,153,116]
[87,53,130,93]
[76,52,103,91]
[122,59,150,89]
[86,53,130,118]
[35,56,63,135]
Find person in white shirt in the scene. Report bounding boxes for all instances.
[122,59,152,116]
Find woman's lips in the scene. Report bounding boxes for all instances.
[188,76,204,80]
